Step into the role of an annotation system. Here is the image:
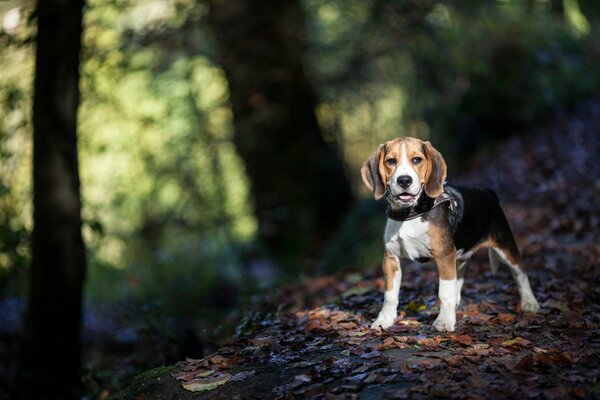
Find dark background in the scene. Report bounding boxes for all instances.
[0,0,599,397]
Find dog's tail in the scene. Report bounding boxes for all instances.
[488,248,501,275]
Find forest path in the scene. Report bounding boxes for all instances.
[114,100,600,400]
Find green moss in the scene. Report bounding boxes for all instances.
[110,366,181,400]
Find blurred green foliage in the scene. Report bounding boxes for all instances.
[0,3,33,296]
[305,0,600,169]
[422,6,600,156]
[77,0,263,334]
[0,0,598,346]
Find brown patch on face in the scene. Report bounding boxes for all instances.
[422,141,447,198]
[361,144,386,200]
[428,222,457,280]
[383,251,400,291]
[378,140,400,191]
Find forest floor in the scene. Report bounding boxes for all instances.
[114,100,600,400]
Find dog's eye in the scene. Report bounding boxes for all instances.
[411,157,423,165]
[385,158,397,166]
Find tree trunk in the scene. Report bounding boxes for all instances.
[19,0,86,397]
[578,0,600,36]
[550,0,565,19]
[207,0,354,268]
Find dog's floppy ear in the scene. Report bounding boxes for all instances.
[361,144,387,200]
[423,141,447,198]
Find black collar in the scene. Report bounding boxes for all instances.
[386,192,455,221]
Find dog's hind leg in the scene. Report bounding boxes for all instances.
[491,246,539,312]
[490,213,540,313]
[488,248,500,275]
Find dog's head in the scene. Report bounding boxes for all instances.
[361,137,447,208]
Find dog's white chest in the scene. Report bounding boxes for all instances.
[385,218,432,260]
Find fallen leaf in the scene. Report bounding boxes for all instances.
[446,355,463,367]
[462,311,493,325]
[514,354,534,371]
[542,300,570,313]
[208,355,227,364]
[341,286,374,298]
[491,313,516,324]
[449,334,473,346]
[535,352,573,367]
[172,369,214,382]
[230,370,256,382]
[416,337,439,347]
[351,364,371,374]
[338,321,358,330]
[543,386,586,399]
[249,336,273,348]
[406,300,427,313]
[181,371,231,392]
[346,372,368,382]
[360,350,381,359]
[502,337,532,347]
[293,374,312,384]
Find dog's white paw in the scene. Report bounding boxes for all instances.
[371,311,396,330]
[521,297,541,313]
[432,313,456,332]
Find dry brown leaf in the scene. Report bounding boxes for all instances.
[514,354,534,371]
[338,321,358,330]
[446,355,463,367]
[491,313,516,324]
[449,334,473,346]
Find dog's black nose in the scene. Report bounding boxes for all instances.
[397,175,412,189]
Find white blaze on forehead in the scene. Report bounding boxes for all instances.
[400,143,409,169]
[401,143,407,164]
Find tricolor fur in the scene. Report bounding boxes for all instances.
[361,137,540,332]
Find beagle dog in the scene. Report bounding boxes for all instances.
[361,137,540,332]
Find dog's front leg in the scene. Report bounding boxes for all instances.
[372,252,401,329]
[433,252,457,332]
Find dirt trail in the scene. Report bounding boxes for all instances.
[115,100,600,399]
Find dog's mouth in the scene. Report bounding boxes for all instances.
[395,192,417,203]
[389,185,422,207]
